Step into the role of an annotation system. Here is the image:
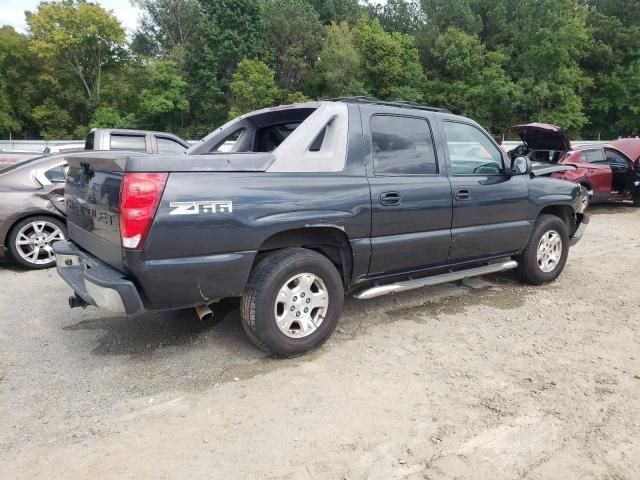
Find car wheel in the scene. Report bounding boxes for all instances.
[516,214,569,285]
[633,196,640,207]
[7,216,66,269]
[240,248,344,357]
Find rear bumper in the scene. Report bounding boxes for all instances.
[53,240,144,315]
[569,213,589,247]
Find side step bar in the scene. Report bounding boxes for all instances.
[353,260,518,300]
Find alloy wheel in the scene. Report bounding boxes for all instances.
[273,272,329,338]
[14,220,65,266]
[536,230,562,273]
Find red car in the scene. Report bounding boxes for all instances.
[509,123,640,207]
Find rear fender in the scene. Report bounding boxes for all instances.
[255,226,355,285]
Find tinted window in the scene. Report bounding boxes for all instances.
[371,115,437,175]
[44,165,66,183]
[157,137,186,153]
[443,122,504,175]
[584,149,606,163]
[110,135,146,151]
[256,123,301,152]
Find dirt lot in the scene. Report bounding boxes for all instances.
[1,204,639,480]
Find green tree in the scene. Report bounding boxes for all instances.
[90,106,137,129]
[263,0,324,90]
[187,0,266,132]
[228,59,283,117]
[369,0,425,34]
[138,61,189,131]
[26,0,127,104]
[132,0,202,67]
[307,0,362,25]
[0,27,41,136]
[507,0,590,134]
[307,21,367,98]
[352,19,426,101]
[31,100,73,139]
[424,28,521,131]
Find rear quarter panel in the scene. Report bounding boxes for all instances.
[131,172,372,308]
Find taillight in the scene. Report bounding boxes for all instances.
[120,172,168,249]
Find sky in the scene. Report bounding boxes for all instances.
[1,0,141,34]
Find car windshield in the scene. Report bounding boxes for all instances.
[0,155,49,173]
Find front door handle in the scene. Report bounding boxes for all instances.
[380,192,401,206]
[455,189,471,201]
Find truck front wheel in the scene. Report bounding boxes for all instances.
[516,214,569,285]
[240,248,344,357]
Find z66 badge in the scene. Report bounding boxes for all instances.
[169,201,233,215]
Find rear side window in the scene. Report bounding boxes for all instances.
[211,129,245,152]
[157,137,186,153]
[44,165,66,183]
[582,149,606,163]
[371,115,437,175]
[110,134,146,151]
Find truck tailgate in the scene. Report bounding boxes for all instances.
[65,155,125,269]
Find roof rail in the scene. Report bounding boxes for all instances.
[325,96,451,114]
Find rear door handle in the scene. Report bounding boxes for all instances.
[380,192,401,206]
[455,189,470,201]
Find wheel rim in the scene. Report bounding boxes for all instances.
[536,230,562,273]
[581,187,592,209]
[14,220,65,265]
[274,273,329,338]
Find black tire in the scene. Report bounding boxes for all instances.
[7,216,66,269]
[516,214,569,285]
[633,196,640,207]
[240,248,344,357]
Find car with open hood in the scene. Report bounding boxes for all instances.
[508,123,640,207]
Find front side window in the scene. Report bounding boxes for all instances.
[443,121,505,175]
[605,149,629,167]
[371,115,437,175]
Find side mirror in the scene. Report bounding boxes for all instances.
[512,156,532,175]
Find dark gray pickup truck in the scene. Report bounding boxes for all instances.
[53,98,588,356]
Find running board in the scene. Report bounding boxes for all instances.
[353,260,518,300]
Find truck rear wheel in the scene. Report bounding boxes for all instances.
[240,248,344,357]
[516,214,569,285]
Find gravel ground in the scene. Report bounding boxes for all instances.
[1,204,639,479]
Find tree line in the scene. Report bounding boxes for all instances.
[0,0,638,140]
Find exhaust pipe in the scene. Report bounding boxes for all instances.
[68,293,88,309]
[195,302,216,322]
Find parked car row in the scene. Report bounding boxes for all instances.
[0,129,188,268]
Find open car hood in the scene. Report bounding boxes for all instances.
[509,123,571,151]
[531,162,575,177]
[610,138,640,162]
